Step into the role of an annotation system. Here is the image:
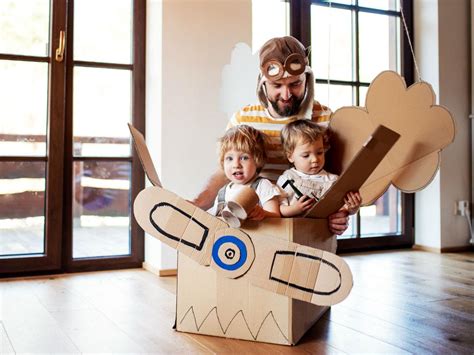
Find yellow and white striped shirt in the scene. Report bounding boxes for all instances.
[228,102,332,181]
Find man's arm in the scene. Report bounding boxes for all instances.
[191,169,229,210]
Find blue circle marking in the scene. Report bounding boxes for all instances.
[212,235,247,271]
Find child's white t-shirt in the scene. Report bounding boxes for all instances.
[207,178,282,216]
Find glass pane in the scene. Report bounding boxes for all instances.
[361,186,401,236]
[73,161,131,258]
[74,0,132,64]
[0,0,50,57]
[0,161,46,256]
[73,67,131,157]
[252,0,289,52]
[0,61,48,156]
[315,83,353,111]
[317,0,355,4]
[358,0,400,11]
[311,6,353,81]
[359,13,400,83]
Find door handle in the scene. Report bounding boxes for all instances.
[55,30,65,62]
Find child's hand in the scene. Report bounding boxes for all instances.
[247,205,266,221]
[280,195,316,217]
[295,195,316,213]
[344,191,362,215]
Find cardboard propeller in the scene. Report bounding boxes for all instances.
[129,124,353,306]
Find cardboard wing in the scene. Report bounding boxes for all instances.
[134,186,352,306]
[129,124,353,306]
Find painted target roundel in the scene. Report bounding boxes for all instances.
[211,228,255,279]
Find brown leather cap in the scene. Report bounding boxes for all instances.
[259,36,308,69]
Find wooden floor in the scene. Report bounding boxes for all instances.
[1,250,472,354]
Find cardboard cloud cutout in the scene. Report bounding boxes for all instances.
[327,70,456,204]
[219,43,259,119]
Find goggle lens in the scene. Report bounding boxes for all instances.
[267,63,281,77]
[261,53,307,80]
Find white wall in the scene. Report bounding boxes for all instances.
[145,0,252,269]
[414,0,472,249]
[413,0,441,248]
[144,0,163,269]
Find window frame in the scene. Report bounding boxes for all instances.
[289,0,414,252]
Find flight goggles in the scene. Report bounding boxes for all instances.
[260,53,308,81]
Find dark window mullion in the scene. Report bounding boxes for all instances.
[0,156,48,162]
[354,5,360,106]
[312,0,401,16]
[73,157,132,162]
[0,53,50,63]
[355,0,361,243]
[73,60,133,71]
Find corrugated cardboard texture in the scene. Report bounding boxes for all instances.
[135,186,353,306]
[326,70,455,204]
[305,125,400,226]
[177,218,337,345]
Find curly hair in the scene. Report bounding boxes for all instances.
[280,119,330,158]
[218,125,267,172]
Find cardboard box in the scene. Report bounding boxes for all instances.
[176,217,337,345]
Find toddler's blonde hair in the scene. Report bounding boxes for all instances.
[219,125,267,172]
[281,119,329,158]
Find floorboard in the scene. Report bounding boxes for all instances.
[0,250,472,353]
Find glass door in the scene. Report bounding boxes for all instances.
[0,0,67,274]
[0,0,145,275]
[63,0,145,271]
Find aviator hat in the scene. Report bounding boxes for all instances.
[257,36,315,119]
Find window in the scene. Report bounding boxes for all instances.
[254,0,414,251]
[0,0,145,275]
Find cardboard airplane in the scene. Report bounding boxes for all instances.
[129,122,398,306]
[129,71,455,344]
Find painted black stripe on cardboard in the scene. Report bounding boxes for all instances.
[149,202,209,251]
[269,250,341,295]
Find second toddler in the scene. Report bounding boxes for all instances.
[277,119,362,217]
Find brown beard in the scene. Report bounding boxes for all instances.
[269,96,304,117]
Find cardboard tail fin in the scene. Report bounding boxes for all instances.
[128,123,163,188]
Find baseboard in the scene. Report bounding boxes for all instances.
[158,268,178,277]
[412,244,473,253]
[142,262,177,277]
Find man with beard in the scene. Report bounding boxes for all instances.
[193,36,349,234]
